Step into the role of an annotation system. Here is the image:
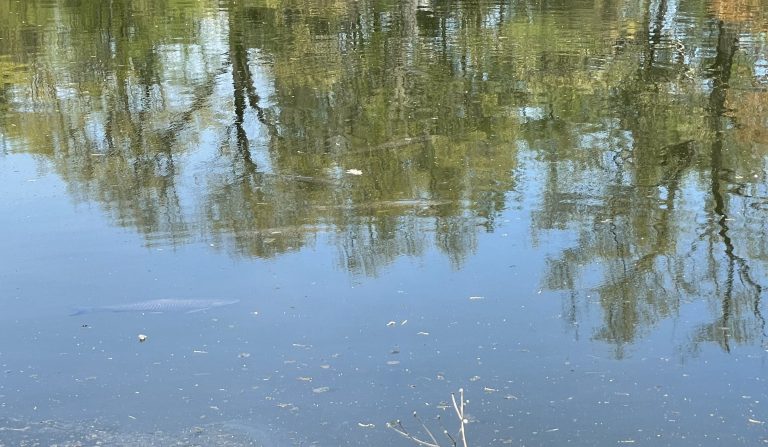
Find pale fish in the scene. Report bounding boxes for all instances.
[70,299,239,316]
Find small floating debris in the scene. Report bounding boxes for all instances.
[0,425,30,432]
[192,350,208,354]
[504,394,519,400]
[76,376,97,382]
[319,364,331,369]
[417,331,430,336]
[312,386,330,394]
[401,319,408,325]
[748,418,764,424]
[483,387,498,393]
[386,360,401,365]
[469,296,485,301]
[387,321,397,327]
[358,422,375,428]
[345,169,363,176]
[238,352,251,359]
[297,376,313,382]
[137,334,148,343]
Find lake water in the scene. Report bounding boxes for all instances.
[1,0,767,445]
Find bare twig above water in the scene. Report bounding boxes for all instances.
[388,388,469,447]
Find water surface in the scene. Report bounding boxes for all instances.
[1,0,767,445]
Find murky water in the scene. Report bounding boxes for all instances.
[1,0,768,445]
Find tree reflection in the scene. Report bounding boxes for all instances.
[1,0,767,354]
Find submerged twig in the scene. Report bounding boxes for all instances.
[388,419,440,447]
[388,389,469,447]
[414,411,441,446]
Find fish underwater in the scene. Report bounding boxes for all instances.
[70,298,239,316]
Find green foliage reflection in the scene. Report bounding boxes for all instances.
[1,0,767,354]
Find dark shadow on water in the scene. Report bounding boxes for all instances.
[0,417,304,447]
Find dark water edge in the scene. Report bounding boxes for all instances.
[0,417,297,447]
